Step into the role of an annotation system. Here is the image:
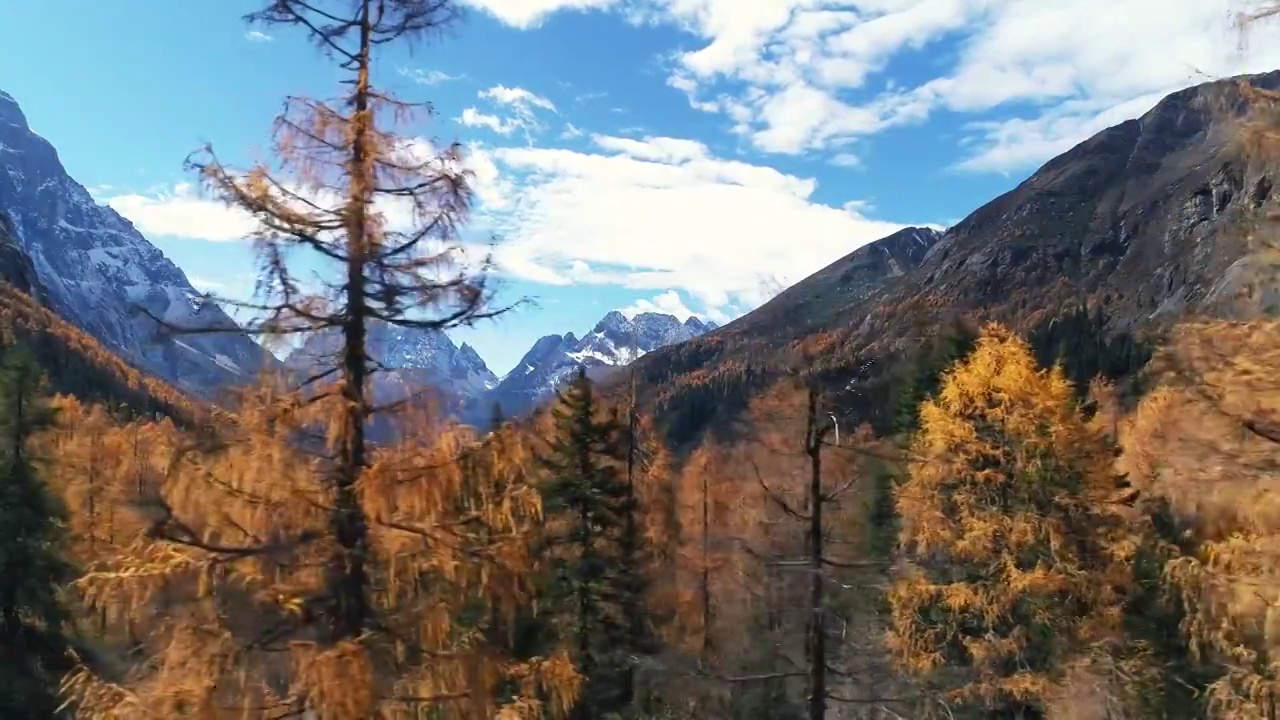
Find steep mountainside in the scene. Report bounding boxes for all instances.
[625,70,1280,445]
[0,211,45,303]
[0,217,196,420]
[0,89,275,397]
[488,311,717,418]
[716,226,942,341]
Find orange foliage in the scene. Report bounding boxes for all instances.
[46,379,577,719]
[888,324,1133,712]
[1121,320,1280,718]
[0,284,200,420]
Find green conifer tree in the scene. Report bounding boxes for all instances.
[0,348,76,719]
[538,366,650,718]
[892,321,978,436]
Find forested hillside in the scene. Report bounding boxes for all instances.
[0,221,195,422]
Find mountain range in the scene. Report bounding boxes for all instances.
[487,310,717,418]
[0,87,715,415]
[283,310,716,422]
[2,71,1280,437]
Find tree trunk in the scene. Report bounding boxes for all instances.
[806,388,826,720]
[328,0,374,644]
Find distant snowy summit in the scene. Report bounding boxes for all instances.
[283,309,715,425]
[285,319,498,409]
[487,310,718,418]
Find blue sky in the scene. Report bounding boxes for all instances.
[0,0,1274,376]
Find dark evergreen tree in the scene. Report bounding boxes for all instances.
[891,320,979,435]
[538,366,650,719]
[1028,304,1153,395]
[0,348,76,719]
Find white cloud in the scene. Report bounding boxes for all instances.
[593,134,708,163]
[459,107,523,135]
[470,133,919,319]
[104,182,258,242]
[244,30,273,42]
[102,140,491,245]
[188,276,229,293]
[458,85,559,140]
[105,131,918,323]
[481,85,557,113]
[830,152,861,169]
[953,92,1169,173]
[467,0,1280,172]
[620,290,707,322]
[461,0,620,29]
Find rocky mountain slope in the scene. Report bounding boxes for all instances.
[0,216,195,419]
[716,225,942,341]
[624,70,1280,445]
[0,211,45,302]
[0,89,275,397]
[488,311,717,418]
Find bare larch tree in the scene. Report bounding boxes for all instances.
[187,0,506,646]
[58,2,586,718]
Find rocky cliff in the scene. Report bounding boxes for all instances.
[286,319,498,412]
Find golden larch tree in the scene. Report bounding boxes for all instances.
[1121,320,1280,719]
[63,378,576,719]
[887,323,1133,716]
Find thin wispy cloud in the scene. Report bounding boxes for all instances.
[244,29,273,42]
[399,67,464,85]
[457,85,558,142]
[829,153,861,169]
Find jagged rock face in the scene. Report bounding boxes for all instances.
[717,225,943,340]
[0,90,275,395]
[486,311,718,418]
[862,70,1280,344]
[0,212,46,302]
[570,311,716,366]
[286,319,498,407]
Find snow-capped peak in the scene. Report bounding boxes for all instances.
[286,318,498,397]
[483,309,717,419]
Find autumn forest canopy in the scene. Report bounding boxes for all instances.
[7,1,1280,720]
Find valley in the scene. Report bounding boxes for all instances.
[1,2,1279,720]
